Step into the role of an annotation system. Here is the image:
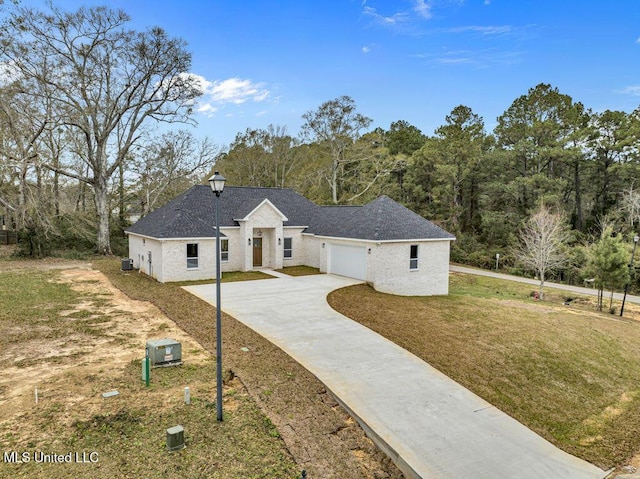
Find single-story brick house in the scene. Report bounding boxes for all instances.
[125,185,455,296]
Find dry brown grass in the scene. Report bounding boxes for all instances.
[328,273,640,470]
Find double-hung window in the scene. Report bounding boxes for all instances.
[187,243,199,269]
[221,239,229,262]
[410,245,419,270]
[283,237,293,259]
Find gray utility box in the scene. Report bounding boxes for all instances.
[121,258,133,271]
[146,339,182,367]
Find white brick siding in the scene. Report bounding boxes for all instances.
[368,240,451,296]
[128,202,452,296]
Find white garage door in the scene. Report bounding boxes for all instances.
[328,243,367,280]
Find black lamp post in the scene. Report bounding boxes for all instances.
[620,234,639,318]
[208,171,226,421]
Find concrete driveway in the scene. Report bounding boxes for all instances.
[184,273,607,479]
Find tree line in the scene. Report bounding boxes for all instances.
[0,3,217,255]
[1,3,639,304]
[216,90,640,302]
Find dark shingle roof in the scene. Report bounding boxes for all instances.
[126,186,454,241]
[308,196,455,241]
[124,189,221,238]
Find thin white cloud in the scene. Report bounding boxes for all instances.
[620,86,640,96]
[414,0,432,19]
[414,48,522,67]
[362,45,371,54]
[362,1,458,35]
[636,37,640,44]
[363,5,410,26]
[447,25,512,35]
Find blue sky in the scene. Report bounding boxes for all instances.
[19,1,640,147]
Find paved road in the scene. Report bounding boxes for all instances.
[450,264,640,306]
[185,274,607,479]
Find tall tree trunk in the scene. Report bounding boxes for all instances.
[118,161,125,228]
[574,158,583,231]
[54,170,60,217]
[332,157,338,204]
[93,176,111,255]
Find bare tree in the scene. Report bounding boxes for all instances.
[0,4,201,253]
[621,184,640,227]
[133,130,218,217]
[215,125,299,188]
[342,130,399,203]
[0,83,52,252]
[301,96,372,203]
[517,205,570,300]
[265,124,299,188]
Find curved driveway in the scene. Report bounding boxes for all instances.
[184,273,607,479]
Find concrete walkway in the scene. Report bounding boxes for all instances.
[450,264,640,306]
[184,274,608,479]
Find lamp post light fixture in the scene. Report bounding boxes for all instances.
[208,171,226,421]
[620,234,639,318]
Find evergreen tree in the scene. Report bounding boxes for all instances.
[582,229,630,311]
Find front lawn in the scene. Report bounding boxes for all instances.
[275,265,322,276]
[327,273,640,470]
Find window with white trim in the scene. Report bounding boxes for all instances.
[410,245,418,270]
[283,237,292,259]
[221,238,229,262]
[187,243,199,269]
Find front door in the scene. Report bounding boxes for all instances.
[253,238,263,267]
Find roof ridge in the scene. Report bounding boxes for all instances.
[319,204,361,208]
[206,184,297,191]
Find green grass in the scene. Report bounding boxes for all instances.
[170,270,274,286]
[275,265,323,276]
[0,270,109,345]
[328,273,640,470]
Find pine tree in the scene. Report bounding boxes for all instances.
[582,229,630,311]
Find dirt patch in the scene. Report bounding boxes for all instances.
[0,266,209,450]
